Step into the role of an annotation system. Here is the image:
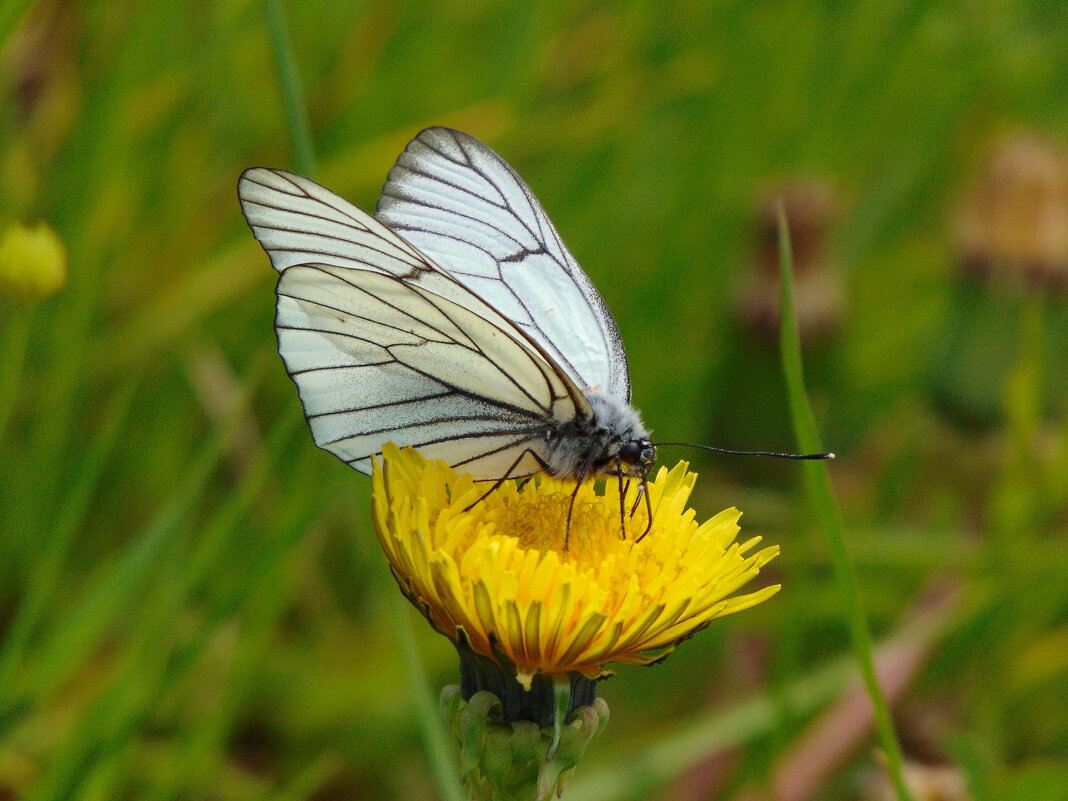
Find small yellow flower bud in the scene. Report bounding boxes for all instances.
[0,221,68,300]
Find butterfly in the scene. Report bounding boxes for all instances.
[238,127,658,527]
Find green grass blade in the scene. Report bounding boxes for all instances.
[571,655,853,801]
[776,203,914,801]
[0,379,137,707]
[263,0,317,178]
[570,590,956,801]
[11,368,265,709]
[26,408,311,801]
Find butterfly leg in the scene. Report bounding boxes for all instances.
[628,483,645,517]
[634,480,654,542]
[463,447,549,512]
[564,465,590,551]
[616,461,628,540]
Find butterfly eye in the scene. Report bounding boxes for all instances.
[618,440,643,466]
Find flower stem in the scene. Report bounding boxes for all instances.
[776,203,914,801]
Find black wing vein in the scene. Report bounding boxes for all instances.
[376,127,631,400]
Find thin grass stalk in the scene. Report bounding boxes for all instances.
[776,204,914,801]
[263,0,317,179]
[389,588,465,801]
[0,306,34,445]
[0,0,34,48]
[261,11,463,799]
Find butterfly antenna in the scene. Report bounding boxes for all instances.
[655,443,835,460]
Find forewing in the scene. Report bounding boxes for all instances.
[375,127,632,401]
[276,263,577,478]
[240,167,455,293]
[239,167,525,336]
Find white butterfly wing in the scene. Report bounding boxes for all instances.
[238,168,586,479]
[239,167,471,306]
[375,127,632,402]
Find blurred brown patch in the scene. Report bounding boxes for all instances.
[229,717,279,776]
[2,0,79,153]
[865,760,972,801]
[956,132,1068,290]
[738,181,845,345]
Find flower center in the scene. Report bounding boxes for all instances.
[483,481,628,560]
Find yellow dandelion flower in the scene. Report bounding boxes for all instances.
[372,443,781,693]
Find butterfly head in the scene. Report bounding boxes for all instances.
[571,390,656,481]
[616,437,656,480]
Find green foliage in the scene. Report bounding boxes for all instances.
[2,1,1067,799]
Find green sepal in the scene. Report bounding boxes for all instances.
[441,686,610,801]
[546,676,570,761]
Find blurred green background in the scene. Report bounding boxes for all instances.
[2,1,1067,799]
